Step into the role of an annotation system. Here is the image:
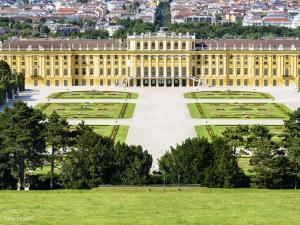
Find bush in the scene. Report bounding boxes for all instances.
[27,173,62,190]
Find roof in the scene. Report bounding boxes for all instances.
[1,39,124,51]
[197,39,300,50]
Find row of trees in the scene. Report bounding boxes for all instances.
[0,60,25,105]
[157,119,300,189]
[0,102,152,190]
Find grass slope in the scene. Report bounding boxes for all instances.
[184,91,273,99]
[48,91,138,99]
[0,188,299,225]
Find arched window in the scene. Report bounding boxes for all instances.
[151,67,156,77]
[285,68,290,76]
[136,67,141,76]
[159,42,164,50]
[144,67,149,77]
[137,42,141,50]
[174,67,179,76]
[167,67,171,76]
[182,42,186,50]
[144,42,148,50]
[151,42,156,49]
[159,67,164,76]
[174,42,178,49]
[182,67,187,76]
[167,42,171,49]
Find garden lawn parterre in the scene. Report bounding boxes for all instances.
[184,91,273,99]
[81,125,128,144]
[195,125,284,142]
[48,91,138,99]
[238,157,253,176]
[188,103,291,119]
[36,102,135,119]
[0,188,300,225]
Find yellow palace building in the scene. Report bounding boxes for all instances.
[0,30,300,88]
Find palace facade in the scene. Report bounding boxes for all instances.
[1,31,300,88]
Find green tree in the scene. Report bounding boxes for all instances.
[282,109,300,189]
[113,143,152,185]
[60,126,115,189]
[0,101,46,190]
[45,111,71,189]
[159,138,213,184]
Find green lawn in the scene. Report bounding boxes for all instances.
[195,125,284,142]
[36,103,135,119]
[238,157,253,176]
[188,103,291,119]
[86,125,129,144]
[184,91,273,99]
[48,91,138,99]
[0,188,299,225]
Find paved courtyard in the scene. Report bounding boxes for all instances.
[2,85,300,168]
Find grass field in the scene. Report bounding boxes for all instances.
[48,91,138,99]
[195,125,284,141]
[184,91,273,99]
[36,103,135,119]
[0,188,299,225]
[188,103,291,119]
[238,157,253,175]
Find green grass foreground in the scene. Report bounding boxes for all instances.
[188,103,291,119]
[184,91,273,99]
[36,103,135,119]
[48,91,138,99]
[0,188,299,225]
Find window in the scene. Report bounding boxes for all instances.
[55,80,59,86]
[90,79,94,86]
[219,79,223,86]
[159,67,164,76]
[264,69,268,76]
[167,42,171,49]
[273,69,277,76]
[100,79,103,86]
[82,79,86,86]
[55,69,59,76]
[244,79,248,86]
[107,68,111,76]
[137,42,141,49]
[182,67,186,76]
[64,69,68,76]
[46,80,50,86]
[144,42,148,50]
[75,68,79,75]
[273,80,277,86]
[82,68,86,76]
[174,67,179,77]
[159,42,164,49]
[33,68,38,77]
[264,80,268,86]
[64,80,68,86]
[182,42,186,50]
[151,42,155,49]
[174,42,178,49]
[151,67,156,77]
[136,67,141,76]
[90,68,94,76]
[99,68,103,76]
[144,67,149,77]
[284,68,290,76]
[167,67,171,77]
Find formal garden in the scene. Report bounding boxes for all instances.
[72,125,128,143]
[195,125,283,141]
[184,90,273,99]
[188,102,291,119]
[36,102,135,119]
[48,90,138,99]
